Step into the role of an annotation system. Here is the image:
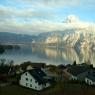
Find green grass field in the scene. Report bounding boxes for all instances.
[0,82,95,95]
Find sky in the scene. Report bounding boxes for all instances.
[0,0,95,35]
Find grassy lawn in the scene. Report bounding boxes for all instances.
[0,82,95,95]
[0,85,37,95]
[0,82,63,95]
[63,81,95,95]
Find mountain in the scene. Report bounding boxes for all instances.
[0,32,37,43]
[34,29,95,50]
[1,15,95,49]
[33,15,95,49]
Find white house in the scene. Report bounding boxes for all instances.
[19,68,51,91]
[85,70,95,85]
[85,77,95,85]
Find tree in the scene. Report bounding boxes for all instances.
[8,60,14,67]
[0,59,6,66]
[73,60,76,66]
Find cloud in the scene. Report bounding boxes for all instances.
[21,0,80,8]
[0,5,55,21]
[0,14,94,35]
[21,0,95,9]
[81,0,95,8]
[0,0,95,35]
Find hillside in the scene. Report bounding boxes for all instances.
[0,32,37,43]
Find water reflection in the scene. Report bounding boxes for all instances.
[45,48,58,58]
[79,48,95,66]
[32,47,80,65]
[80,48,91,63]
[61,48,80,64]
[32,46,95,66]
[0,45,95,66]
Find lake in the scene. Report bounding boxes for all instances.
[0,45,95,66]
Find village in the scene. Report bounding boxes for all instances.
[0,59,95,95]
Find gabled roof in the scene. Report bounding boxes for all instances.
[25,68,48,84]
[67,65,91,76]
[86,69,95,81]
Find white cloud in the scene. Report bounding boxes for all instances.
[21,0,95,9]
[0,14,94,35]
[0,0,95,34]
[0,5,55,21]
[21,0,80,8]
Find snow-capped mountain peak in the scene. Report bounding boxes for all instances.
[34,15,95,49]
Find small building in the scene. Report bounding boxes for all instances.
[26,65,33,70]
[20,62,46,70]
[16,67,23,75]
[43,65,64,81]
[65,65,91,81]
[85,70,95,85]
[19,68,51,91]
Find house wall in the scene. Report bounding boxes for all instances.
[69,74,77,80]
[19,72,42,90]
[19,72,50,90]
[42,82,50,88]
[85,78,95,85]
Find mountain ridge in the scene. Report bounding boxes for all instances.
[0,32,37,43]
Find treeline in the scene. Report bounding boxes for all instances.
[0,44,20,54]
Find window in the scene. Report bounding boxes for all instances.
[35,80,37,83]
[26,78,28,81]
[30,79,32,82]
[26,83,28,86]
[38,83,40,85]
[30,84,32,87]
[35,87,37,89]
[26,73,27,76]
